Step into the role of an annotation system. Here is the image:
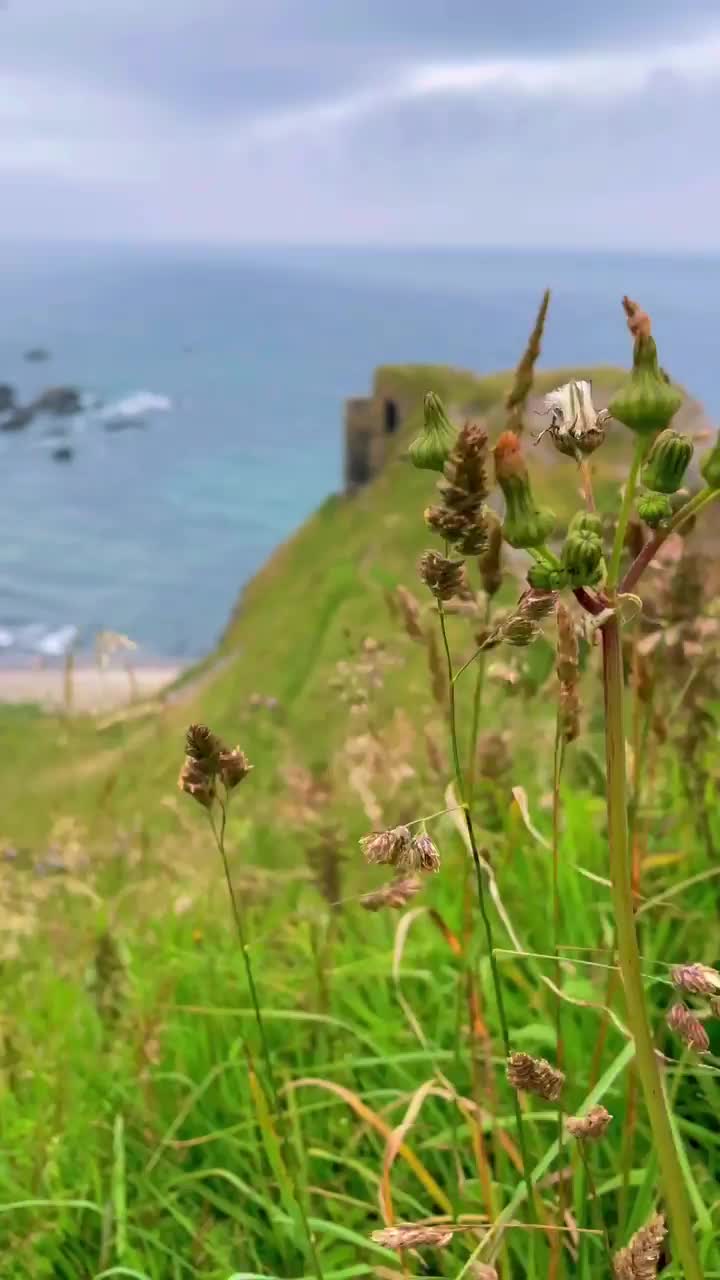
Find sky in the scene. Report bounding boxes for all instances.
[1,1,720,249]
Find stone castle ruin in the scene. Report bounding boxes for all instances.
[344,389,402,491]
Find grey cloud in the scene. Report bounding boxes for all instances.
[0,1,719,245]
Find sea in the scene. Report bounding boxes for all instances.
[1,243,718,661]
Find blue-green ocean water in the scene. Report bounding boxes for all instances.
[1,244,718,658]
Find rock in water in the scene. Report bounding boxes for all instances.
[51,445,74,463]
[31,386,83,417]
[1,406,34,431]
[24,347,50,362]
[0,383,16,414]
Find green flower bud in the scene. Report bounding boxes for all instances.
[527,563,569,591]
[608,337,682,437]
[637,491,673,529]
[494,431,556,549]
[408,392,457,472]
[700,440,720,490]
[562,529,604,586]
[567,510,603,540]
[641,429,693,494]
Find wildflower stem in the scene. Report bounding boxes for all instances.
[601,613,702,1280]
[621,484,720,594]
[578,1143,613,1274]
[467,598,492,805]
[437,603,539,1265]
[209,805,325,1280]
[578,459,596,512]
[607,438,648,589]
[551,718,566,1258]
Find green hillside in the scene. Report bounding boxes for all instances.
[0,361,625,849]
[2,353,719,1280]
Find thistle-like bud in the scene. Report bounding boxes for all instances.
[419,550,467,601]
[494,431,555,549]
[667,1002,710,1053]
[608,298,682,437]
[700,438,720,489]
[478,508,503,597]
[562,529,604,586]
[507,1051,564,1101]
[642,429,693,494]
[637,491,673,529]
[408,392,458,472]
[527,562,568,591]
[567,510,603,540]
[359,826,413,867]
[671,962,720,997]
[566,1104,613,1141]
[612,1213,666,1280]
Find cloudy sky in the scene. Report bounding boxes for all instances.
[1,1,719,248]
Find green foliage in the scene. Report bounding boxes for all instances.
[2,358,719,1278]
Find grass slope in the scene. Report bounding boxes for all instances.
[3,363,719,1280]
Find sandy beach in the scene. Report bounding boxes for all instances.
[0,663,184,713]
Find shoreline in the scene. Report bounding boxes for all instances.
[0,662,185,712]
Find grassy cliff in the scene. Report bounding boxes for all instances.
[3,361,719,1280]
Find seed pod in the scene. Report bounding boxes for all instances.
[567,510,603,540]
[527,562,569,591]
[494,431,555,549]
[700,439,720,489]
[608,333,682,437]
[637,491,673,529]
[562,529,604,586]
[642,429,693,493]
[408,392,457,472]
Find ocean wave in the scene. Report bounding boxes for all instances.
[0,622,79,656]
[97,391,173,421]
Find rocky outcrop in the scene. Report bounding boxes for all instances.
[0,384,16,414]
[0,385,83,431]
[30,386,83,417]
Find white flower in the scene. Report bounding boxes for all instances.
[536,380,610,458]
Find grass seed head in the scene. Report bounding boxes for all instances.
[360,876,422,912]
[178,758,216,809]
[395,585,425,642]
[478,508,503,597]
[566,1104,613,1141]
[507,1051,565,1101]
[371,1224,453,1250]
[671,962,720,997]
[219,746,253,790]
[419,550,467,601]
[406,831,441,874]
[612,1212,666,1280]
[666,1002,710,1053]
[360,826,413,867]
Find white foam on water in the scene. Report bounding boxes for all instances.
[98,391,173,421]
